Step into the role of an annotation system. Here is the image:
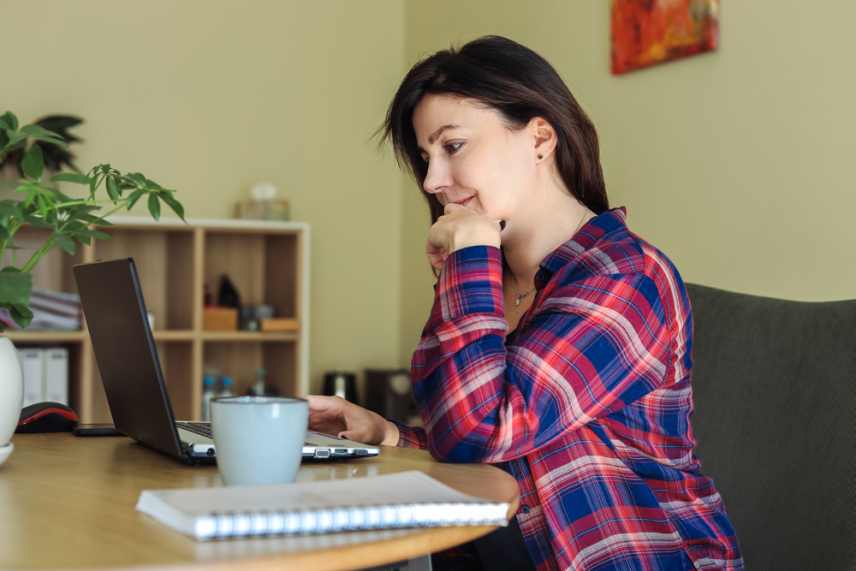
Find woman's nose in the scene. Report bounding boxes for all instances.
[422,159,451,195]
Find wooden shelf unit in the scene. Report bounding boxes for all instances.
[5,217,310,424]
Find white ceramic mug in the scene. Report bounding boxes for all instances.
[211,396,308,486]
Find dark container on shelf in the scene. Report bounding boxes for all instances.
[364,368,419,425]
[322,371,358,403]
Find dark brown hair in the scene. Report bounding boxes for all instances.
[380,35,608,224]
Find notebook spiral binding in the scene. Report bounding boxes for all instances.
[196,502,507,540]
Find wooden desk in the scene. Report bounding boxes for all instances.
[0,434,519,570]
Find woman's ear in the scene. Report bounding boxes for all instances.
[529,117,557,162]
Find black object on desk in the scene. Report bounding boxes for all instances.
[16,402,79,433]
[73,423,123,437]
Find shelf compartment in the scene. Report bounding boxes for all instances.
[93,227,196,330]
[203,341,298,400]
[204,232,299,321]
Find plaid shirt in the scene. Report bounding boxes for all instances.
[397,208,743,570]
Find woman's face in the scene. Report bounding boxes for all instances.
[412,94,538,222]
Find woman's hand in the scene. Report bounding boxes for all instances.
[306,395,400,446]
[426,203,502,270]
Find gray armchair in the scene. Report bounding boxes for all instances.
[686,284,855,570]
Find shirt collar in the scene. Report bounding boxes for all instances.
[534,207,628,289]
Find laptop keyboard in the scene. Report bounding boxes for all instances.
[175,421,371,457]
[177,421,313,447]
[176,421,212,438]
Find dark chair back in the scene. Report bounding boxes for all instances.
[686,284,855,570]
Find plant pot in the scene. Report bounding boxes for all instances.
[0,335,23,466]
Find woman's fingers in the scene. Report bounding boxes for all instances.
[306,395,350,434]
[306,397,390,445]
[306,394,344,413]
[338,430,359,441]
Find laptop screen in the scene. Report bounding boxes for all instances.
[74,258,184,458]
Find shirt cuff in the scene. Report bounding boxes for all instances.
[392,421,427,449]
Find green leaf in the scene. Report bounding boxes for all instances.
[22,214,51,229]
[85,214,111,227]
[54,233,76,255]
[0,111,18,131]
[126,189,145,209]
[17,182,39,208]
[22,144,45,180]
[35,193,50,217]
[3,131,27,151]
[106,175,121,201]
[0,268,31,308]
[160,192,185,221]
[51,172,91,185]
[144,176,163,191]
[46,187,74,203]
[63,220,86,234]
[77,212,109,225]
[147,193,161,220]
[122,173,142,191]
[88,171,101,197]
[20,124,67,148]
[8,303,33,329]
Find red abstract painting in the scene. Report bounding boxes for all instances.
[611,0,720,75]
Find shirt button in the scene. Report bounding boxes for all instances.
[520,506,530,514]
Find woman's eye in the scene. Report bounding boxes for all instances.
[444,142,464,155]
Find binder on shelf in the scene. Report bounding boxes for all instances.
[136,470,509,541]
[16,347,70,406]
[44,347,69,405]
[19,348,44,407]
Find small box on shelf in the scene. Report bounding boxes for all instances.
[260,318,299,333]
[203,307,238,331]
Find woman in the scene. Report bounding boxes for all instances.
[308,36,743,570]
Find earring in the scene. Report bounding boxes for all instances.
[537,154,543,160]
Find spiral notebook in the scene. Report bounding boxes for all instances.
[136,471,509,541]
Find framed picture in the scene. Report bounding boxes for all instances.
[611,0,720,75]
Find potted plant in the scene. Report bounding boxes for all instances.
[0,110,185,464]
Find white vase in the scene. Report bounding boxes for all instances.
[0,336,23,465]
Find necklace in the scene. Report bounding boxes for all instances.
[513,288,535,307]
[509,209,592,307]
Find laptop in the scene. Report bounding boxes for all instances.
[73,258,380,464]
